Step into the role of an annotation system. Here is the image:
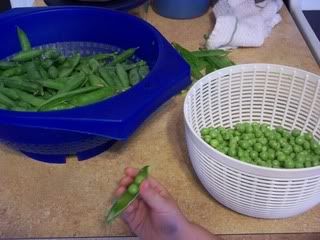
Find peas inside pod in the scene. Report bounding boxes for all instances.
[0,27,150,112]
[200,122,320,169]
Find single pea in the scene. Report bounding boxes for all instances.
[305,161,312,168]
[260,151,268,161]
[303,132,313,142]
[222,146,229,154]
[282,145,293,155]
[282,130,291,139]
[257,160,267,167]
[234,130,241,136]
[128,183,139,195]
[290,152,296,159]
[295,136,305,145]
[272,160,281,168]
[292,129,301,137]
[245,125,254,133]
[254,142,263,152]
[261,146,268,152]
[242,134,251,141]
[254,130,263,138]
[267,149,275,160]
[134,175,145,185]
[239,140,250,150]
[303,141,311,150]
[278,138,287,147]
[295,162,305,169]
[200,128,210,136]
[250,151,259,160]
[293,145,303,153]
[284,160,295,169]
[275,126,284,134]
[228,148,237,158]
[269,140,278,150]
[247,139,256,147]
[310,140,318,151]
[274,132,282,141]
[203,135,212,143]
[210,130,219,139]
[266,160,273,168]
[258,137,268,145]
[277,151,286,162]
[210,139,220,148]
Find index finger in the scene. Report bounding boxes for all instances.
[124,167,139,177]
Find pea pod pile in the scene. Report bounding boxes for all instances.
[201,122,320,169]
[172,42,234,83]
[106,165,149,224]
[0,27,149,112]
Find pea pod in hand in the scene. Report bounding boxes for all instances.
[106,165,149,224]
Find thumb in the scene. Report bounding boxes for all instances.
[139,180,168,211]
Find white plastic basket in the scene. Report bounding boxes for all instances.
[184,64,320,219]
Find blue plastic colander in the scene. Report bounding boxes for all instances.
[0,7,191,163]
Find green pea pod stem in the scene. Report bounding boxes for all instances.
[116,64,130,89]
[70,87,115,107]
[59,72,86,93]
[15,89,45,107]
[191,49,229,58]
[48,65,58,79]
[0,61,17,70]
[1,77,40,93]
[2,66,24,77]
[129,68,140,86]
[37,86,100,111]
[0,92,16,107]
[0,87,20,100]
[98,67,116,88]
[106,166,150,224]
[109,71,123,92]
[12,49,43,62]
[111,48,138,65]
[39,80,65,90]
[17,27,31,51]
[88,74,107,87]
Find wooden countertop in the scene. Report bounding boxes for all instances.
[0,2,319,238]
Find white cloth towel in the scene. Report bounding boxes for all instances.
[207,0,283,49]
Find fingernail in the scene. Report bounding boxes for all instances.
[140,180,149,192]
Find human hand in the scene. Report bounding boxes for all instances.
[114,167,188,240]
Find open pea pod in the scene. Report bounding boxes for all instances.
[106,166,149,224]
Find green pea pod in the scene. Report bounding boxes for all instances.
[191,49,229,58]
[123,60,147,71]
[59,72,86,93]
[129,68,140,86]
[98,67,117,88]
[0,61,17,70]
[17,27,31,51]
[70,87,115,107]
[24,61,42,80]
[1,77,40,93]
[12,49,43,62]
[106,166,149,224]
[44,102,75,111]
[0,92,16,107]
[38,80,65,90]
[58,53,81,78]
[88,74,107,87]
[1,66,24,77]
[38,86,100,111]
[14,89,45,107]
[39,65,50,79]
[111,48,138,65]
[0,87,20,100]
[116,63,130,89]
[48,65,58,79]
[138,65,149,79]
[109,71,123,92]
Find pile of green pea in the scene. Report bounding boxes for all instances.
[0,27,149,112]
[201,122,320,169]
